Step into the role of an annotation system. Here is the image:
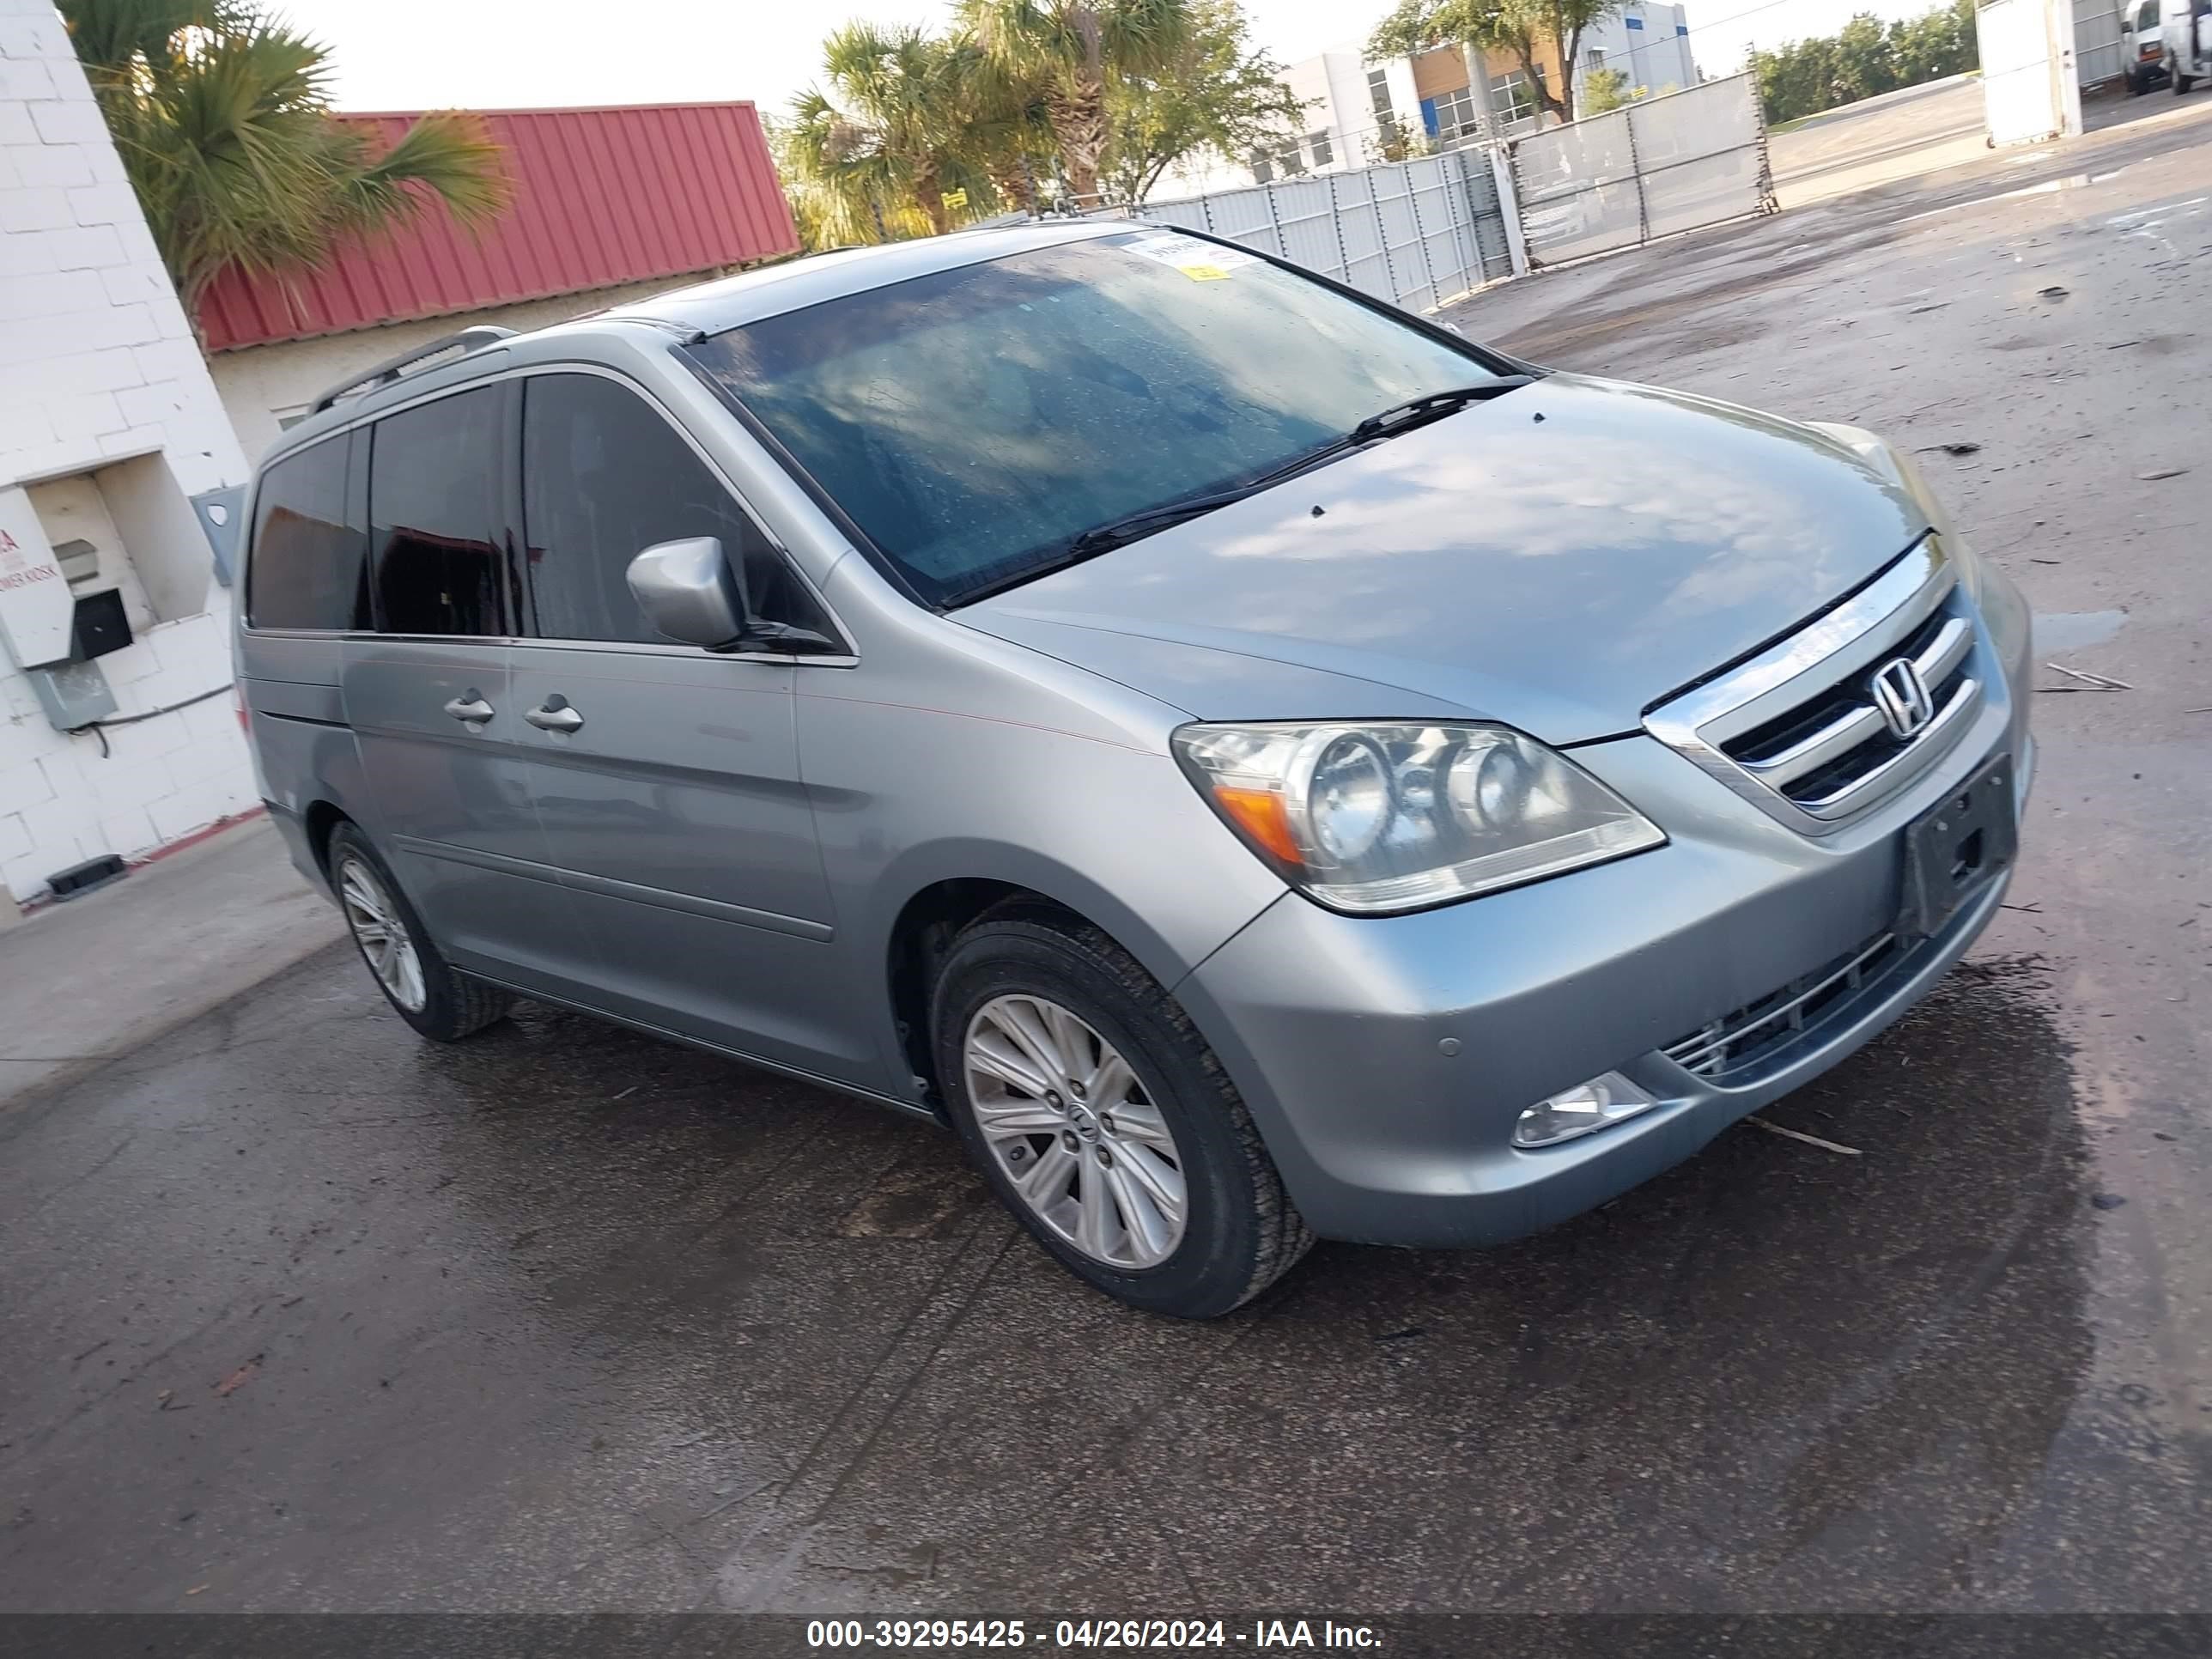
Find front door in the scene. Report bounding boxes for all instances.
[342,384,592,996]
[502,371,867,1083]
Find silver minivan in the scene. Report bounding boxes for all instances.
[237,222,2033,1317]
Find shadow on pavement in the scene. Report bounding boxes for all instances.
[397,955,2095,1610]
[0,914,2132,1613]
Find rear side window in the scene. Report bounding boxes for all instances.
[247,435,367,630]
[519,373,835,645]
[368,388,507,636]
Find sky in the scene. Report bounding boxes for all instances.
[294,0,1936,120]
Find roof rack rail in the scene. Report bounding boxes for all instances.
[307,325,520,415]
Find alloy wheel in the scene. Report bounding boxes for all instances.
[963,994,1188,1269]
[337,858,428,1013]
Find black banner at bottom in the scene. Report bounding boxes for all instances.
[1,1615,2209,1659]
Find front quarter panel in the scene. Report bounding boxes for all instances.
[798,558,1292,1098]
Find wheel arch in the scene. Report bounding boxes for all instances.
[301,799,351,883]
[874,841,1259,1114]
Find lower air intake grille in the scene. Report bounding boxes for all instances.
[1662,930,1906,1083]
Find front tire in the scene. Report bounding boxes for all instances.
[328,823,514,1042]
[931,908,1312,1318]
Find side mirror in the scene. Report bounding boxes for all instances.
[627,537,745,649]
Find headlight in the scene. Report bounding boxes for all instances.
[1172,721,1666,915]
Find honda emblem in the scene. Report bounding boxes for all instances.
[1870,657,1935,740]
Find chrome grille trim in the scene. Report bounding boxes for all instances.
[1644,536,1984,836]
[1791,676,1977,811]
[1917,614,1973,687]
[1662,931,1904,1081]
[1744,701,1887,788]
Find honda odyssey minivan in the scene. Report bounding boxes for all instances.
[236,222,2033,1318]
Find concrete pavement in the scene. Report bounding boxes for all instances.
[1771,76,1991,208]
[1,104,2209,1621]
[1769,69,2212,210]
[0,816,343,1113]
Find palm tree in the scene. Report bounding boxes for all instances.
[804,22,993,238]
[950,39,1060,217]
[957,0,1191,206]
[774,92,937,247]
[60,0,508,315]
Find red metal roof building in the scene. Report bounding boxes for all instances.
[198,101,799,352]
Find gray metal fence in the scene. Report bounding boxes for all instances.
[1510,73,1777,269]
[1124,149,1516,313]
[2074,0,2124,85]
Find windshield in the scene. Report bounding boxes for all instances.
[687,233,1510,605]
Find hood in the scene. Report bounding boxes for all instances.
[959,374,1931,744]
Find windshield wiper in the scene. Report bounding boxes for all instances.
[1060,480,1282,559]
[1350,375,1536,441]
[955,374,1540,603]
[1059,379,1538,562]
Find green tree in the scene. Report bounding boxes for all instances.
[818,23,994,235]
[1370,0,1620,125]
[951,37,1061,216]
[772,98,933,248]
[1099,0,1310,202]
[1581,64,1633,112]
[958,0,1192,204]
[1889,0,1977,87]
[1752,0,1977,124]
[1833,11,1900,101]
[61,0,507,315]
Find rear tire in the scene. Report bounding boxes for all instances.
[328,823,514,1042]
[931,908,1312,1318]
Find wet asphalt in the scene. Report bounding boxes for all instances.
[3,101,2210,1619]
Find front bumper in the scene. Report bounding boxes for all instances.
[1177,564,2034,1248]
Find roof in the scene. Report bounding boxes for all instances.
[599,220,1121,336]
[198,101,800,353]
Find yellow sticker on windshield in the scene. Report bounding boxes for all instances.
[1127,231,1257,281]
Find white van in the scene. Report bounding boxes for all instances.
[2166,0,2212,91]
[2123,0,2169,89]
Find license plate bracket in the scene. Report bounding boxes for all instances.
[1900,753,2017,939]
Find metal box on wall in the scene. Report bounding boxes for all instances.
[26,658,118,732]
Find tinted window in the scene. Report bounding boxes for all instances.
[368,388,507,636]
[689,234,1503,605]
[520,373,833,645]
[247,435,367,630]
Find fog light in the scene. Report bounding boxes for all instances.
[1512,1071,1657,1148]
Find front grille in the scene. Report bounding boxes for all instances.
[1723,599,1978,813]
[1662,930,1908,1082]
[1644,538,1986,834]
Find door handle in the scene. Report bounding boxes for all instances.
[443,690,495,725]
[523,695,584,733]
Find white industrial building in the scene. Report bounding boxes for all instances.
[1156,2,1701,198]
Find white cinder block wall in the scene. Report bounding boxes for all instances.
[0,0,253,909]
